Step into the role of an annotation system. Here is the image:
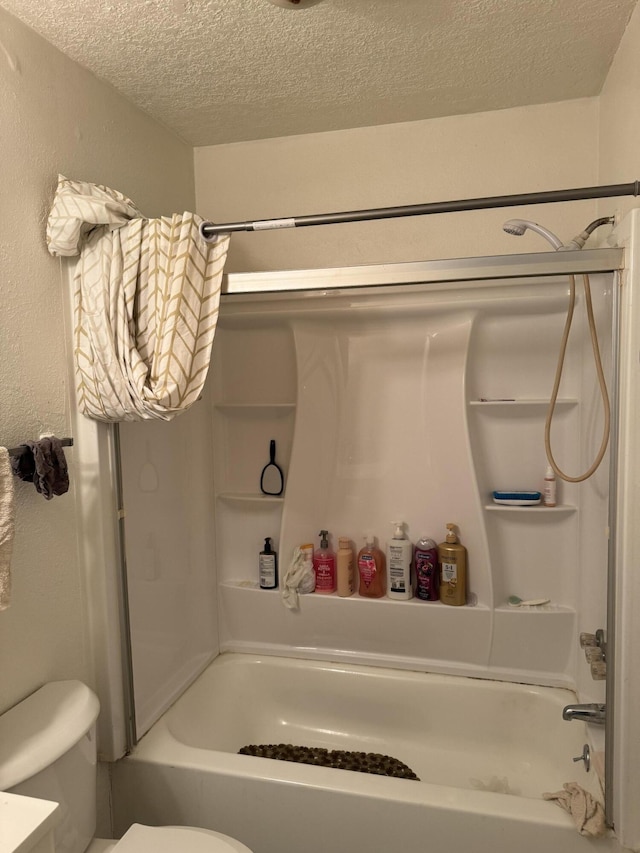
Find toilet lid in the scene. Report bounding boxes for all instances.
[112,823,253,853]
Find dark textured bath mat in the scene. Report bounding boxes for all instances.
[238,743,419,780]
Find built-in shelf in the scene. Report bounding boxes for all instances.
[220,580,490,609]
[214,402,296,411]
[218,493,285,505]
[469,398,577,407]
[495,604,575,614]
[484,503,576,513]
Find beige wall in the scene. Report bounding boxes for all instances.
[599,1,640,220]
[195,98,600,274]
[0,7,194,715]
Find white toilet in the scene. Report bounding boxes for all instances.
[0,681,253,853]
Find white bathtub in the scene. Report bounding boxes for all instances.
[112,653,620,853]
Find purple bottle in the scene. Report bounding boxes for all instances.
[414,535,439,601]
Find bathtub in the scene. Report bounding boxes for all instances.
[112,653,620,853]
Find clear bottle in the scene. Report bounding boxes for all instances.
[387,522,413,600]
[336,537,355,597]
[543,464,557,507]
[414,534,439,601]
[313,530,336,594]
[438,523,467,606]
[259,537,278,589]
[357,533,386,598]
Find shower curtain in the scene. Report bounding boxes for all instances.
[46,175,229,421]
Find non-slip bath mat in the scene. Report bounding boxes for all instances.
[238,743,419,780]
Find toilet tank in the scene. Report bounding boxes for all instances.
[0,681,101,853]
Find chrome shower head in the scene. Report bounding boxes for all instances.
[502,219,564,250]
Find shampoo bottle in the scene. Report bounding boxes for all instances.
[438,523,467,606]
[313,530,336,594]
[387,521,413,600]
[259,537,278,589]
[357,533,386,598]
[336,537,355,597]
[414,534,439,601]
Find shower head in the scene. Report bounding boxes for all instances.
[502,221,527,236]
[502,219,564,250]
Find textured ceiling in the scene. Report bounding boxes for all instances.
[2,0,638,146]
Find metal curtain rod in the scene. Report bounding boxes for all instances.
[199,181,640,239]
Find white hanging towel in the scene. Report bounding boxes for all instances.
[0,449,16,611]
[46,175,230,422]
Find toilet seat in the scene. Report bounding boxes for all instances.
[111,823,253,853]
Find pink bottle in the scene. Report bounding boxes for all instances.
[313,529,336,594]
[357,533,386,598]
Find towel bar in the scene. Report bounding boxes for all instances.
[7,437,74,458]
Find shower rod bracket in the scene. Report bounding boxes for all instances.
[199,180,640,240]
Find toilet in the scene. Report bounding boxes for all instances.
[0,681,253,853]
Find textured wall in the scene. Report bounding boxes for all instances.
[599,0,640,218]
[0,7,194,716]
[0,0,634,146]
[195,98,600,274]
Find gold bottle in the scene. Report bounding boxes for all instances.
[438,523,467,606]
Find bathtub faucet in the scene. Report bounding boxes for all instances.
[562,703,606,726]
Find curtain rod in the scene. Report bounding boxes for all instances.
[199,181,640,240]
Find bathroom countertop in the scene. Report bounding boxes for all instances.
[0,792,60,853]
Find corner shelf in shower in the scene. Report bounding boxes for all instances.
[218,493,285,505]
[484,504,577,513]
[494,603,575,614]
[214,403,296,411]
[468,398,578,408]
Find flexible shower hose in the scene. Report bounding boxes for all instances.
[545,274,611,482]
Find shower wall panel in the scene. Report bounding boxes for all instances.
[119,384,219,739]
[211,270,615,689]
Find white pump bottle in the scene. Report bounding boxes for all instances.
[387,521,413,600]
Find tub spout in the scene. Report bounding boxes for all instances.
[562,703,606,725]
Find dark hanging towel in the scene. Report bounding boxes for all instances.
[11,436,69,500]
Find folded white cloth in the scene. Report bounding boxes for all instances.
[281,546,315,610]
[543,782,607,838]
[0,449,16,610]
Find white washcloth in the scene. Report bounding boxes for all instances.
[0,449,16,610]
[281,546,315,610]
[543,782,607,838]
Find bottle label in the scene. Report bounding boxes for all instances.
[259,555,276,588]
[359,554,377,588]
[543,479,557,506]
[442,560,457,585]
[388,543,407,592]
[415,548,439,600]
[337,551,354,594]
[315,555,335,591]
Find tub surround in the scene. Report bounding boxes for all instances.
[212,265,610,686]
[118,252,616,740]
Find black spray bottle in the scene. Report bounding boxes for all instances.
[259,537,278,589]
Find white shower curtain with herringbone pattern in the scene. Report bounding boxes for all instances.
[46,175,229,421]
